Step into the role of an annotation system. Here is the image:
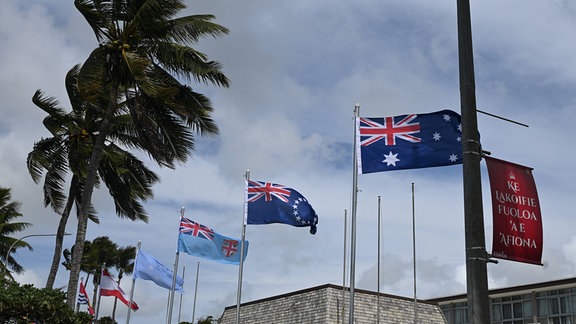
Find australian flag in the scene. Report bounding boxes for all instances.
[246,180,319,234]
[357,109,462,174]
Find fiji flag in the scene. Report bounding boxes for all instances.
[357,109,462,174]
[177,217,248,265]
[246,180,319,235]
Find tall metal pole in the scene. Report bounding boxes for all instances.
[177,266,186,324]
[377,196,381,324]
[456,1,490,323]
[341,209,347,324]
[411,183,418,324]
[167,208,184,324]
[236,170,250,324]
[349,104,360,324]
[126,241,141,324]
[192,262,200,323]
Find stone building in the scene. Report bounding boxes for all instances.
[427,276,576,324]
[218,283,447,323]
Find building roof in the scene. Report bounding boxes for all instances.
[426,276,576,304]
[219,284,447,323]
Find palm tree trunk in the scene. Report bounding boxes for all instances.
[45,177,77,289]
[66,81,119,307]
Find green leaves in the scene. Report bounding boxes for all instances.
[0,280,93,324]
[0,187,30,276]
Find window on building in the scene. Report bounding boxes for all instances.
[536,289,575,324]
[491,295,532,324]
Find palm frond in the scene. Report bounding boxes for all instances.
[168,15,229,44]
[74,0,113,43]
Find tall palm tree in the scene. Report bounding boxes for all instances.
[0,187,31,278]
[28,65,160,289]
[66,0,230,306]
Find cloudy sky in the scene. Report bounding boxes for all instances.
[2,0,576,323]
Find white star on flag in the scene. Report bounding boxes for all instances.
[382,151,400,166]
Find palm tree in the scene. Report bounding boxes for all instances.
[28,66,159,289]
[0,187,31,278]
[111,245,136,320]
[66,0,230,306]
[62,236,123,306]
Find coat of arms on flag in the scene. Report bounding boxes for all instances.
[222,239,239,257]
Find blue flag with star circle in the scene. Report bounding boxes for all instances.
[245,180,319,234]
[357,109,463,174]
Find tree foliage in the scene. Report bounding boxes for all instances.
[0,279,93,324]
[28,65,159,289]
[0,187,31,277]
[66,0,229,306]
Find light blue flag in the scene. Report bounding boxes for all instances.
[133,250,183,291]
[178,216,249,265]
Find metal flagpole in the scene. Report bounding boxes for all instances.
[177,266,186,324]
[76,276,83,313]
[349,103,360,324]
[236,170,250,324]
[167,207,184,324]
[126,241,142,324]
[341,209,347,324]
[411,184,418,324]
[191,262,200,323]
[126,241,141,324]
[457,1,490,323]
[95,265,104,320]
[377,196,381,324]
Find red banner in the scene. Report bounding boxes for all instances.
[485,157,543,265]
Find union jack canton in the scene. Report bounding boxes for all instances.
[179,217,215,240]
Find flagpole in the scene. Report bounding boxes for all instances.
[377,196,381,324]
[341,209,347,324]
[349,103,360,324]
[191,262,200,323]
[167,207,184,324]
[167,252,181,324]
[76,276,83,313]
[126,241,141,324]
[177,266,186,324]
[411,183,418,324]
[236,170,250,324]
[95,265,104,320]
